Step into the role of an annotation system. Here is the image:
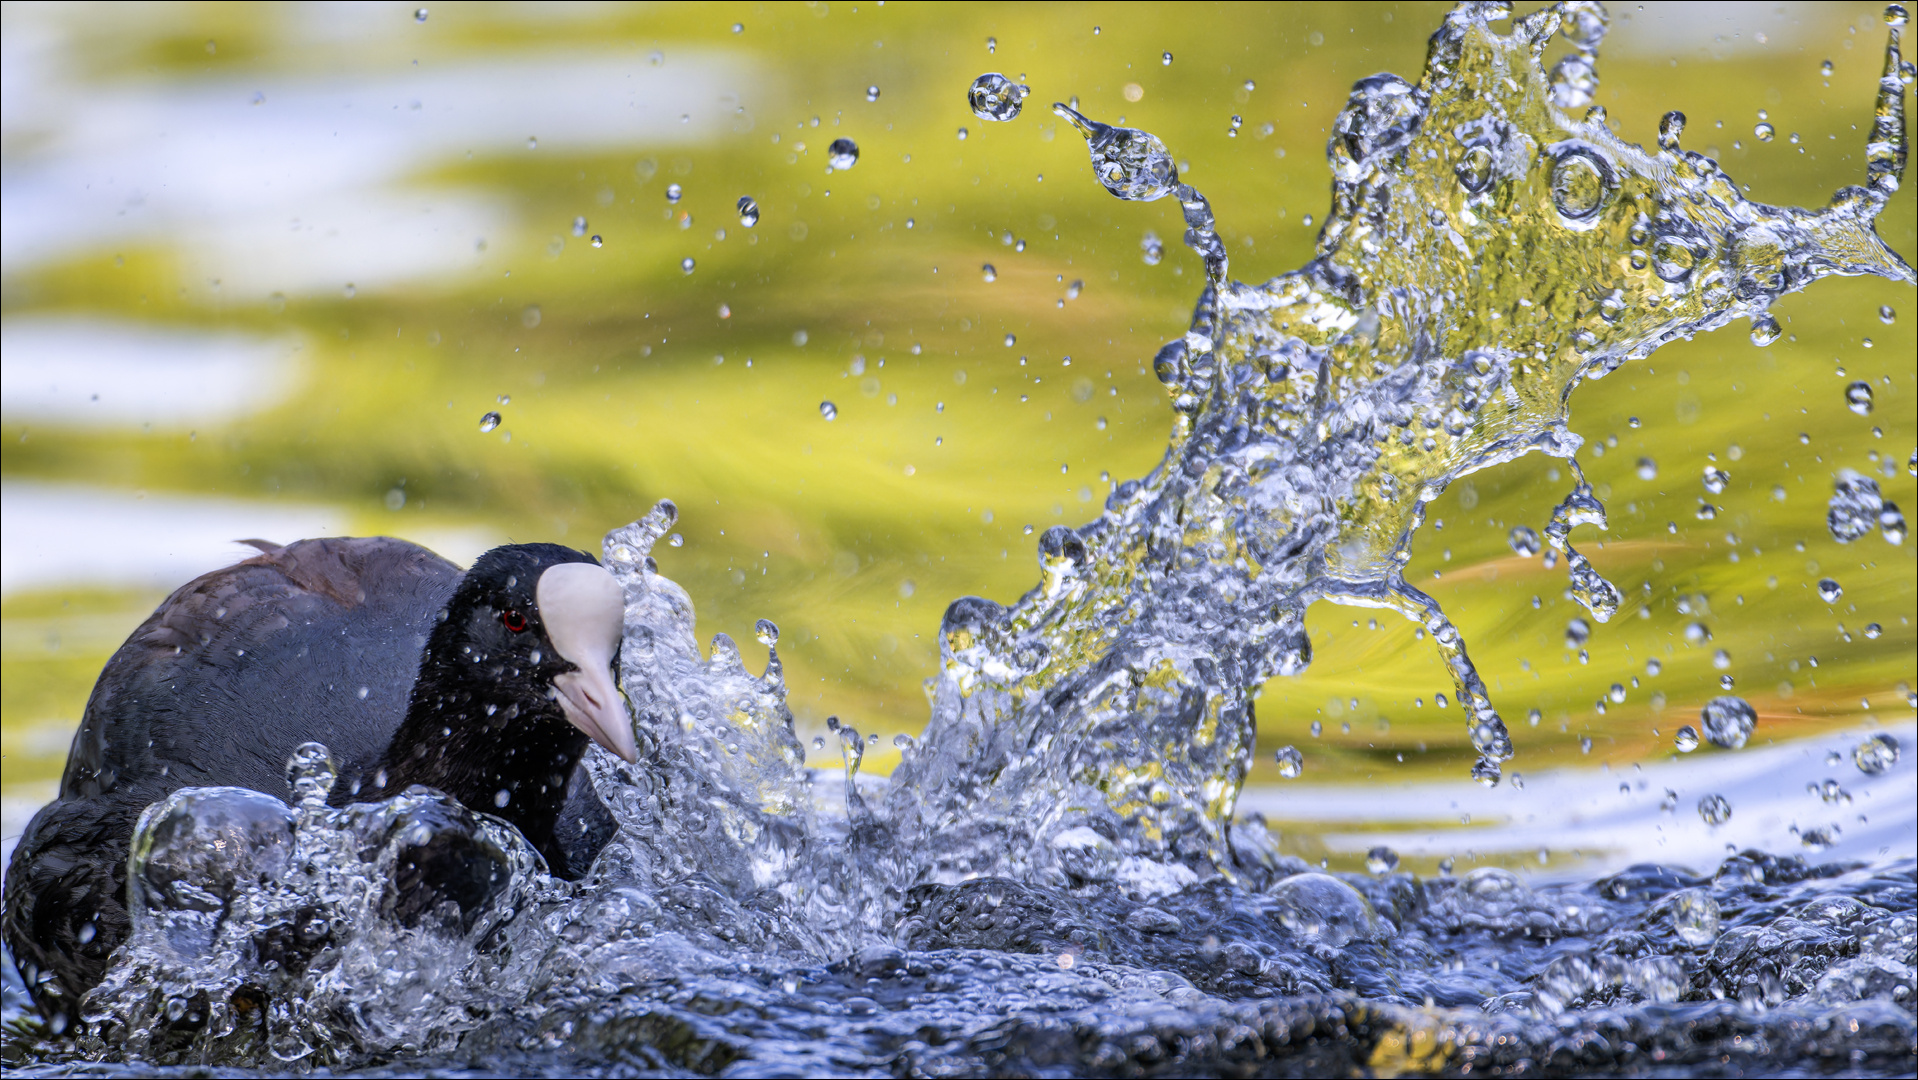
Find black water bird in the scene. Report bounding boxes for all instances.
[2,537,637,1021]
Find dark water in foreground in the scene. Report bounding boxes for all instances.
[6,1,1918,1075]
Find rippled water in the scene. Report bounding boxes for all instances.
[5,2,1917,1076]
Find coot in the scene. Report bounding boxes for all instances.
[2,536,637,1020]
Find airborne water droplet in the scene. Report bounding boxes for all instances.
[866,85,880,102]
[1697,793,1733,825]
[981,264,997,282]
[968,73,1029,122]
[666,183,683,203]
[681,257,696,273]
[1700,697,1756,749]
[1846,381,1874,414]
[1508,525,1541,556]
[1854,733,1900,774]
[1674,725,1700,752]
[1274,746,1303,778]
[819,401,838,421]
[479,411,501,432]
[755,619,780,646]
[737,196,760,227]
[1365,846,1399,874]
[1817,577,1843,602]
[1755,121,1776,142]
[827,138,860,170]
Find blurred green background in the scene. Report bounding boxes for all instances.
[2,3,1911,861]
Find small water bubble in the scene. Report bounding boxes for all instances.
[827,138,860,169]
[1854,732,1900,774]
[1755,121,1775,142]
[414,7,428,21]
[1846,381,1874,415]
[1004,333,1016,347]
[956,127,968,140]
[1821,58,1835,76]
[866,85,880,102]
[1675,725,1701,752]
[737,196,760,227]
[1880,305,1896,324]
[1817,577,1843,602]
[479,411,501,433]
[668,533,683,547]
[590,235,603,248]
[1637,457,1657,480]
[1697,793,1733,825]
[968,73,1029,121]
[1274,745,1303,778]
[981,264,997,282]
[1161,51,1173,65]
[666,183,683,203]
[1609,683,1627,703]
[681,257,696,273]
[819,401,838,421]
[1864,622,1882,638]
[1365,845,1399,874]
[1508,525,1541,556]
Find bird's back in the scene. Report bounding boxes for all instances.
[3,536,461,1017]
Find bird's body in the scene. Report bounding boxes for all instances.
[3,537,632,1021]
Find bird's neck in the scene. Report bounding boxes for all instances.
[340,655,590,860]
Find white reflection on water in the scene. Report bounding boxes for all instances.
[3,10,755,294]
[1,317,303,426]
[0,481,499,595]
[1243,720,1917,876]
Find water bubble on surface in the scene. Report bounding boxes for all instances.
[827,138,860,169]
[1700,696,1757,749]
[1365,846,1400,874]
[1508,525,1541,556]
[1854,732,1901,774]
[1675,725,1701,752]
[737,196,760,227]
[1273,745,1302,778]
[1697,793,1734,825]
[1653,887,1722,946]
[1817,577,1843,602]
[819,401,838,421]
[968,73,1029,121]
[478,411,501,433]
[1846,380,1875,414]
[1268,873,1377,947]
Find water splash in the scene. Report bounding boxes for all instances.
[17,3,1917,1074]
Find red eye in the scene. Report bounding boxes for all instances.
[501,609,528,633]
